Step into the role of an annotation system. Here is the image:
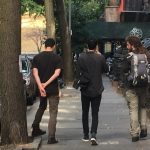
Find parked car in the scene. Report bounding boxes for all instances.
[21,55,37,105]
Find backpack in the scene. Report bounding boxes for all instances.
[127,52,149,87]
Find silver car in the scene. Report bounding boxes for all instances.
[21,55,37,105]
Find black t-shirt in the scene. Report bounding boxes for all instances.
[32,51,62,96]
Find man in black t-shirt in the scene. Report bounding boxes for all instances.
[32,38,62,144]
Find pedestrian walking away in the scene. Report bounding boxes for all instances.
[75,39,108,145]
[31,38,62,144]
[122,36,150,142]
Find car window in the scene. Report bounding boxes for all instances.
[22,60,29,73]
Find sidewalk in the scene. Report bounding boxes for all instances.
[27,76,150,150]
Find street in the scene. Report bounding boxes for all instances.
[27,76,150,150]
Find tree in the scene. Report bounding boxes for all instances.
[0,0,28,144]
[21,0,44,16]
[25,28,46,52]
[44,0,56,38]
[55,0,73,82]
[21,0,104,81]
[66,0,102,52]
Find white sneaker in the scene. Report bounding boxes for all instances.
[82,135,89,142]
[90,138,98,145]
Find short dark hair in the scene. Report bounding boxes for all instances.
[87,39,97,50]
[45,38,55,48]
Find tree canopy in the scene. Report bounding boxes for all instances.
[67,0,103,52]
[21,0,105,52]
[21,0,44,16]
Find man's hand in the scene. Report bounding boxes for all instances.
[33,68,46,97]
[39,85,46,97]
[42,83,47,89]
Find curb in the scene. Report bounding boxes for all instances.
[15,136,42,150]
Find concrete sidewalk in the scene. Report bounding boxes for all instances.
[27,76,150,150]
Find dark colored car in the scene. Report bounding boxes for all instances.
[21,55,37,105]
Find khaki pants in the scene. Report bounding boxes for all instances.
[48,96,59,138]
[126,89,147,137]
[32,95,59,138]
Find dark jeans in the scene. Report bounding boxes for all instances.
[32,96,47,128]
[81,93,101,136]
[32,95,59,138]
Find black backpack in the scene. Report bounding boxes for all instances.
[127,52,149,87]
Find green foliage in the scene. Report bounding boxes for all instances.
[71,0,101,24]
[21,0,44,17]
[21,0,105,53]
[65,0,104,53]
[79,1,100,22]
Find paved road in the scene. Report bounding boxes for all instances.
[27,76,150,150]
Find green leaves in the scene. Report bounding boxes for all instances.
[71,0,101,24]
[65,0,103,52]
[21,0,44,17]
[21,0,106,53]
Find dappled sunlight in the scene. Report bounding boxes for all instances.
[59,99,80,103]
[44,105,79,113]
[42,115,49,120]
[40,122,48,127]
[99,141,119,145]
[58,109,70,113]
[42,114,76,121]
[57,117,76,121]
[60,105,78,109]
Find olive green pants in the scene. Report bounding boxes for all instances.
[32,95,59,138]
[126,89,147,137]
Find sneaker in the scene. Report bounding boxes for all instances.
[90,138,98,145]
[82,135,89,142]
[132,136,139,142]
[140,129,147,138]
[32,128,46,137]
[47,137,58,144]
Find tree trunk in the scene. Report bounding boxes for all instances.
[55,0,73,83]
[45,0,56,39]
[0,0,28,144]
